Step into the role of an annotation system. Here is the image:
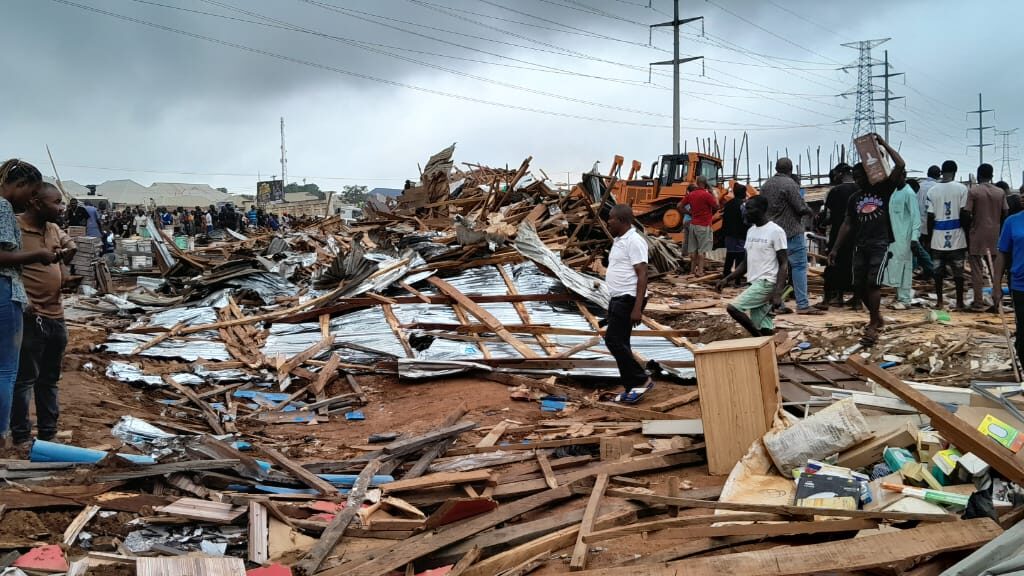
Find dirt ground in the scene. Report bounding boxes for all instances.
[15,273,1014,574]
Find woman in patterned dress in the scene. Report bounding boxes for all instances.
[0,160,59,447]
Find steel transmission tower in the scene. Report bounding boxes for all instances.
[996,128,1019,186]
[650,0,703,155]
[841,38,889,162]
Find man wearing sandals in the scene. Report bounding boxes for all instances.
[715,195,789,337]
[829,133,907,347]
[604,204,652,401]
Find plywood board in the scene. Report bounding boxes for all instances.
[641,420,704,436]
[135,557,246,576]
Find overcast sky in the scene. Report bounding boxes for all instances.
[3,0,1022,195]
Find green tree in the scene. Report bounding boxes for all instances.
[341,184,369,206]
[284,182,325,200]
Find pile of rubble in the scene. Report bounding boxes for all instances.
[1,146,1022,575]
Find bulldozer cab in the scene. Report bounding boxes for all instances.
[657,154,722,189]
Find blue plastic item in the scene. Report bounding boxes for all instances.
[345,411,365,421]
[540,399,566,412]
[318,474,395,487]
[30,439,155,465]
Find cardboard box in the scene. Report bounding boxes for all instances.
[977,414,1024,453]
[854,134,892,185]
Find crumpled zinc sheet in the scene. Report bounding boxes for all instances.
[514,220,610,309]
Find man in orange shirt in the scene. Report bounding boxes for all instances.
[12,184,75,446]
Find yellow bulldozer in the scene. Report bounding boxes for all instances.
[576,152,754,242]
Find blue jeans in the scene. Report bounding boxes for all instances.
[0,278,24,436]
[787,232,810,309]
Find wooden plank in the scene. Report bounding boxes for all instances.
[596,488,956,523]
[62,505,100,545]
[583,513,787,544]
[642,420,704,436]
[476,420,511,448]
[432,508,586,566]
[572,518,1004,576]
[154,497,246,523]
[645,517,877,541]
[461,508,638,576]
[135,557,246,576]
[496,264,557,356]
[332,452,698,576]
[381,471,494,493]
[130,321,185,355]
[259,445,337,496]
[650,390,700,412]
[277,338,330,384]
[197,435,268,481]
[447,436,602,456]
[383,421,478,458]
[555,336,602,359]
[404,403,469,480]
[248,501,268,564]
[847,356,1024,485]
[427,276,540,358]
[447,546,481,576]
[310,352,340,395]
[570,473,609,571]
[537,452,558,490]
[161,375,225,435]
[588,401,681,421]
[293,459,382,576]
[836,421,917,469]
[95,459,240,482]
[382,303,414,358]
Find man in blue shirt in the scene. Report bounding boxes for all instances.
[995,212,1024,369]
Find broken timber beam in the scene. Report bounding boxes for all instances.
[162,375,225,435]
[333,452,699,576]
[404,403,468,480]
[294,458,382,576]
[570,473,608,571]
[427,276,540,358]
[847,356,1024,485]
[573,517,1003,576]
[259,445,337,496]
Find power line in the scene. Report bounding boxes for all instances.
[49,0,834,133]
[703,0,842,65]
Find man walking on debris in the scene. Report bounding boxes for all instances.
[759,157,822,315]
[715,195,788,336]
[683,175,717,277]
[721,182,750,285]
[965,163,1008,311]
[817,163,858,309]
[13,184,75,447]
[915,165,940,276]
[604,204,652,401]
[829,133,907,347]
[883,178,921,309]
[926,160,970,310]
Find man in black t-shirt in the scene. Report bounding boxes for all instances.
[830,133,906,346]
[817,163,859,309]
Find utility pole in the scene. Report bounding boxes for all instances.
[650,0,703,155]
[967,93,993,165]
[840,38,889,162]
[871,50,904,141]
[280,116,288,187]
[996,128,1019,186]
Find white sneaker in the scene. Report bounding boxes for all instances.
[890,302,908,310]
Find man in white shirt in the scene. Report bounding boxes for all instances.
[926,160,969,310]
[604,204,651,395]
[716,196,789,336]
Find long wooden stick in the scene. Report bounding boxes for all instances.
[987,248,1021,381]
[46,145,71,202]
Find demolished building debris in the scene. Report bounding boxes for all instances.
[2,146,1022,576]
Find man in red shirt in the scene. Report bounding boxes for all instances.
[682,176,718,276]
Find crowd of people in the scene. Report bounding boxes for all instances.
[602,133,1024,400]
[70,202,294,241]
[0,158,313,448]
